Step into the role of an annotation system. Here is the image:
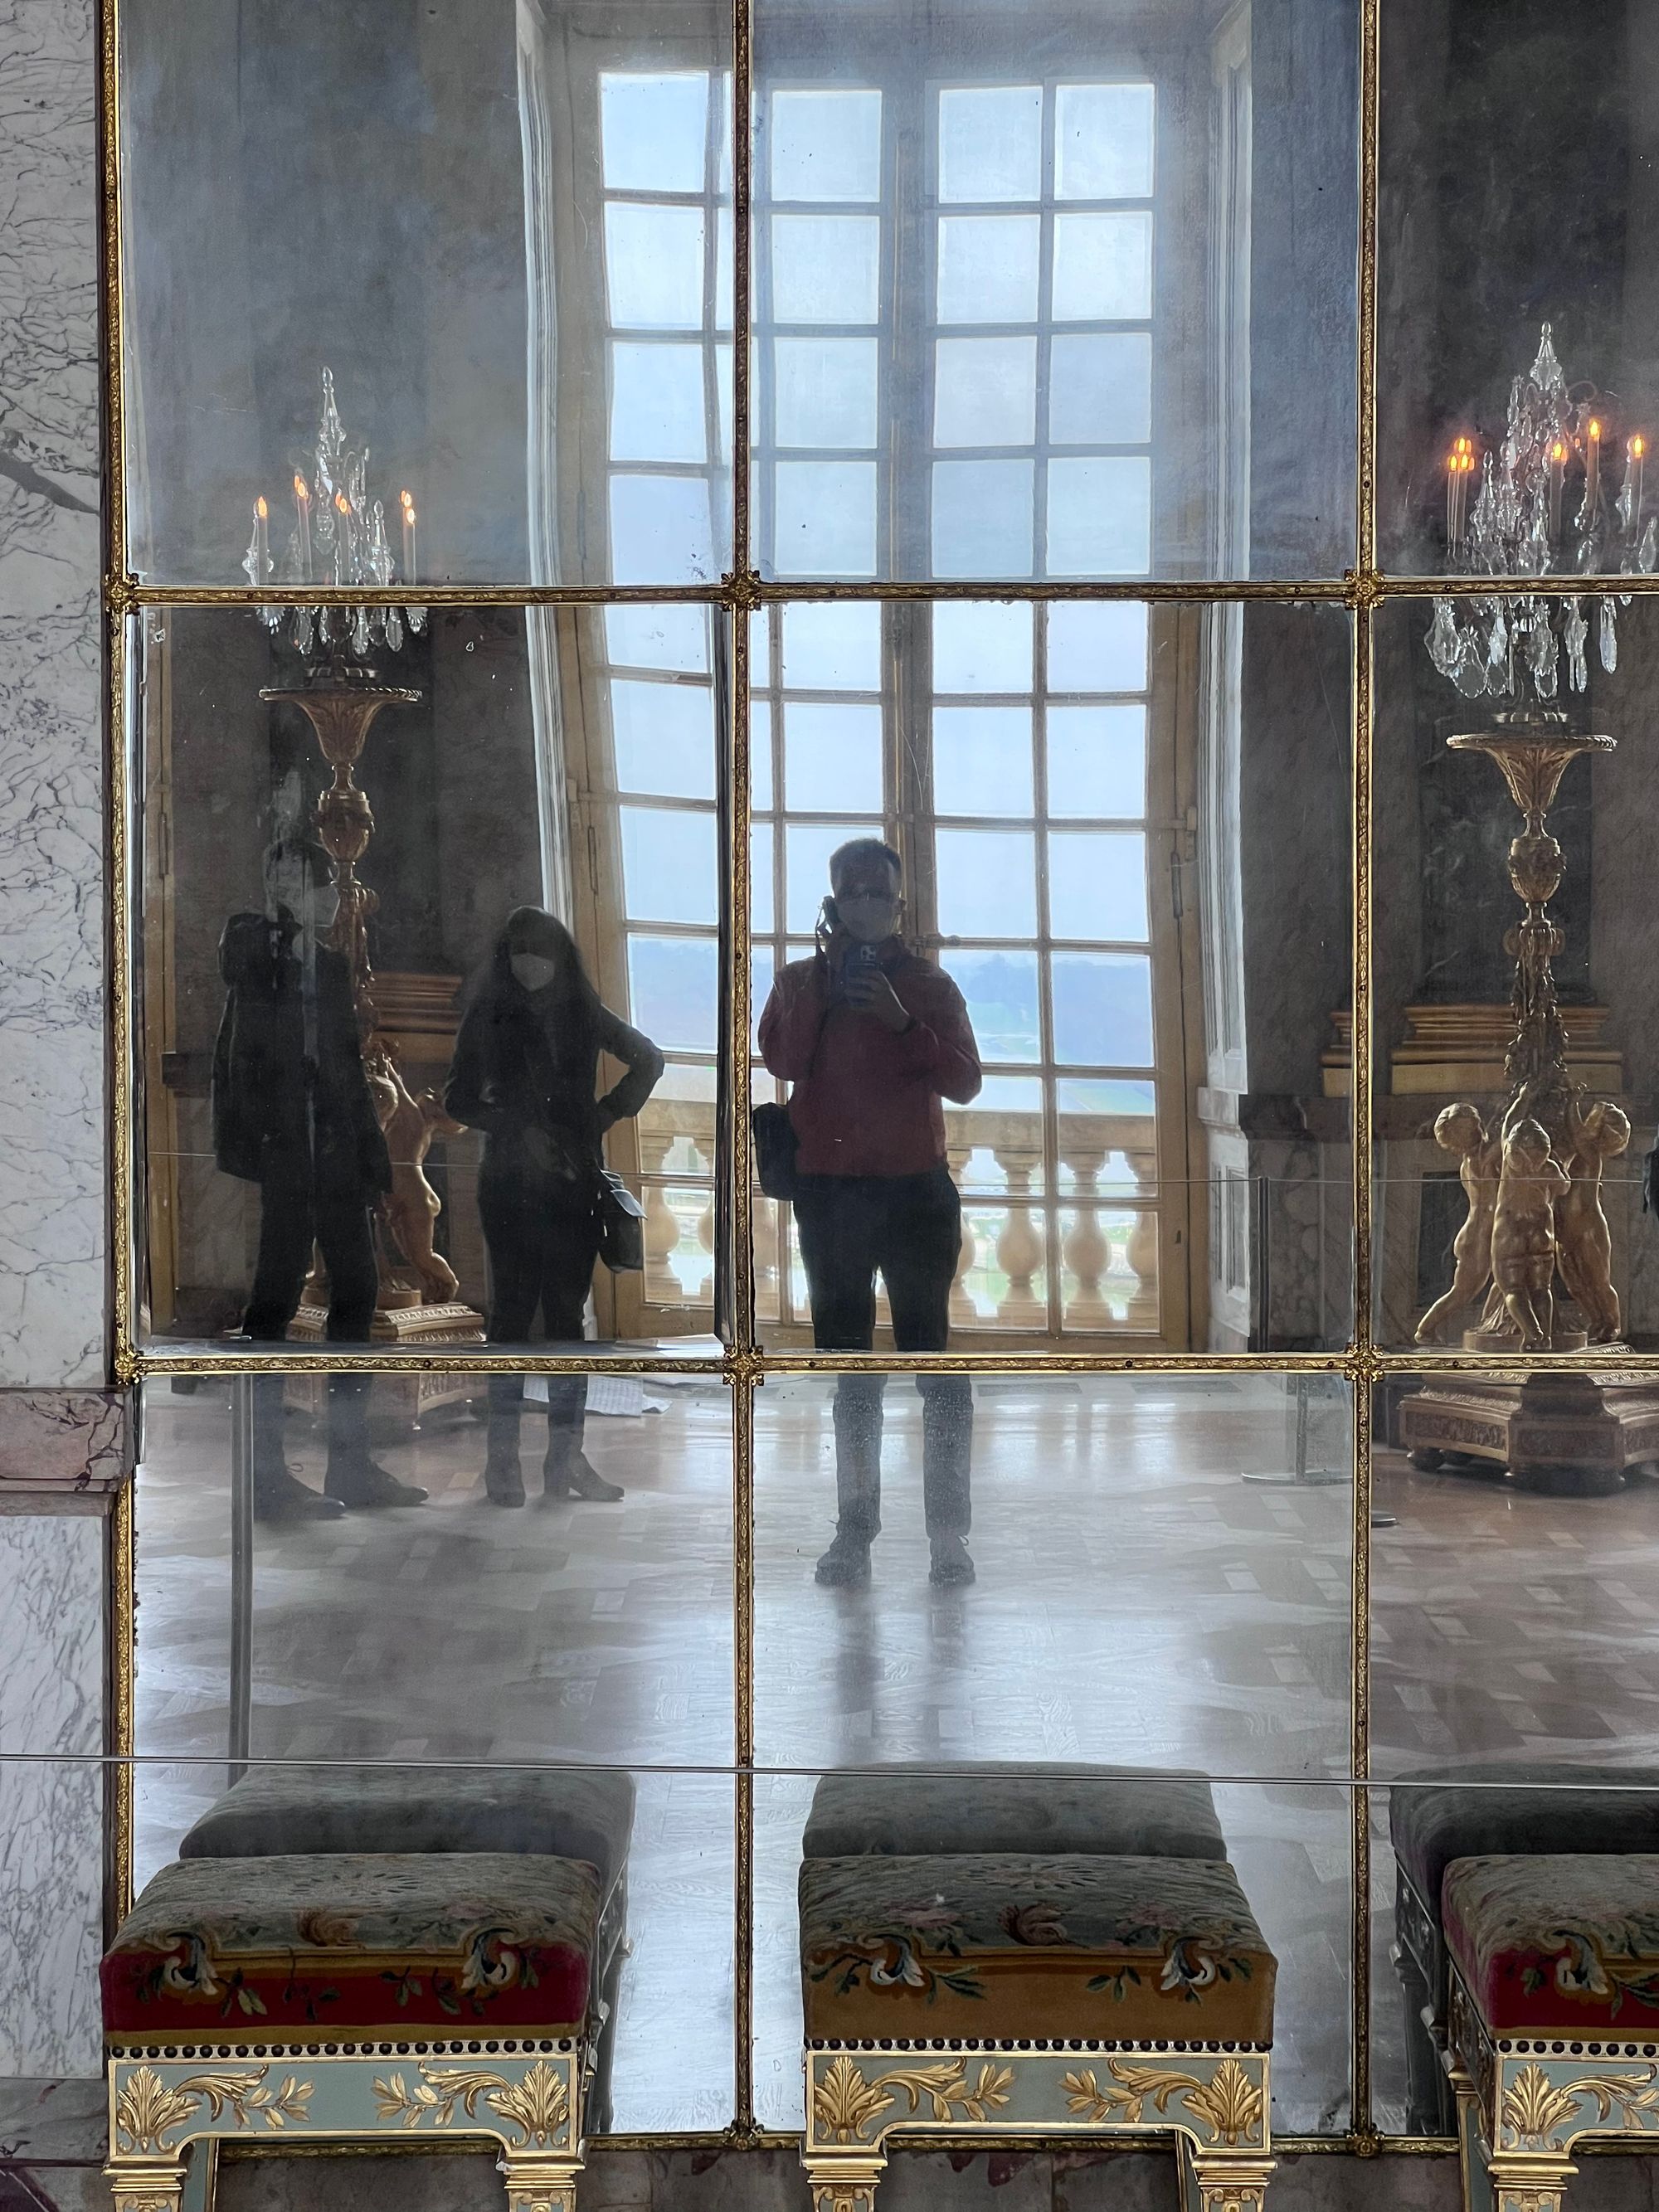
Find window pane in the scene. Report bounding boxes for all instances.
[774,336,878,448]
[1049,332,1152,445]
[785,821,877,932]
[932,707,1034,817]
[751,947,776,1048]
[1057,1076,1156,1119]
[1048,829,1148,941]
[1046,704,1146,818]
[629,934,719,1053]
[610,474,716,584]
[933,601,1033,694]
[782,602,882,691]
[611,343,708,464]
[785,702,883,813]
[751,698,775,813]
[771,213,881,323]
[941,948,1041,1062]
[1051,951,1153,1065]
[937,214,1040,323]
[770,88,883,201]
[620,805,718,925]
[934,335,1038,447]
[774,460,878,576]
[936,827,1038,936]
[938,85,1042,203]
[605,203,707,328]
[1054,83,1155,200]
[752,821,775,934]
[1047,602,1148,691]
[606,604,710,674]
[932,459,1034,578]
[1051,211,1152,320]
[611,680,716,800]
[1046,456,1151,576]
[749,609,772,688]
[601,70,709,193]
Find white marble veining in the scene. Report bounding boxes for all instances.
[0,1757,103,2078]
[0,1514,103,1757]
[0,0,104,1387]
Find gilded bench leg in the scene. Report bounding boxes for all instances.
[499,2153,582,2212]
[1178,2143,1275,2212]
[105,2156,186,2212]
[804,2156,885,2212]
[1487,2153,1575,2212]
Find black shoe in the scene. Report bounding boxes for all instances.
[929,1535,975,1587]
[254,1467,346,1523]
[815,1532,872,1587]
[546,1451,624,1503]
[325,1458,428,1510]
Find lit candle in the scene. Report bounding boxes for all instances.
[294,474,313,583]
[1588,416,1603,518]
[400,489,417,585]
[1631,435,1646,531]
[1447,442,1462,547]
[253,495,269,586]
[1549,440,1565,541]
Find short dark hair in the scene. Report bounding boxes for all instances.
[829,836,902,892]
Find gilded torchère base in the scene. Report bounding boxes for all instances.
[1399,1371,1659,1497]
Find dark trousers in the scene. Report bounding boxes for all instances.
[479,1165,604,1442]
[243,1155,382,1490]
[792,1166,972,1541]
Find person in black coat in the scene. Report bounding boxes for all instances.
[212,835,425,1519]
[446,906,664,1505]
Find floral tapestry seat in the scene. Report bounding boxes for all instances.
[1443,1854,1659,2212]
[800,1851,1278,2212]
[1387,1767,1659,2132]
[103,1853,603,2212]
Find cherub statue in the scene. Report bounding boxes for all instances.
[1415,1101,1502,1344]
[374,1057,465,1306]
[1557,1095,1630,1344]
[1490,1116,1570,1351]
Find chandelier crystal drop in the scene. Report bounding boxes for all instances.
[1426,323,1654,703]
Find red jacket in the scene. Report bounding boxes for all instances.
[757,946,983,1177]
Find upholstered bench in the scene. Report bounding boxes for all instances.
[1444,1853,1659,2210]
[176,1765,635,2134]
[103,1852,602,2212]
[803,1762,1229,1864]
[800,1849,1277,2212]
[1389,1768,1659,2132]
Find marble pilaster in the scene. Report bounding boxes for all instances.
[0,0,103,1388]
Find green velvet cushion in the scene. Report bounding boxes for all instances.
[804,1767,1225,1863]
[104,1852,601,2045]
[180,1767,635,1889]
[800,1851,1275,2045]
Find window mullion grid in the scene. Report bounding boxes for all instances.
[1032,601,1064,1339]
[1034,80,1057,584]
[702,67,727,557]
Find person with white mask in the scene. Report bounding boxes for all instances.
[445,906,664,1505]
[212,834,425,1520]
[758,838,982,1587]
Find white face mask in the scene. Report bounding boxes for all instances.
[837,892,900,945]
[511,951,560,993]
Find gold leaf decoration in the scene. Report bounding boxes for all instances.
[1061,2069,1113,2123]
[372,2062,570,2146]
[114,2069,202,2155]
[1182,2059,1266,2146]
[113,2066,299,2153]
[811,2054,894,2144]
[874,2059,1014,2125]
[1500,2064,1584,2150]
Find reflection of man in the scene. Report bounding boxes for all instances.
[212,837,426,1520]
[758,839,983,1587]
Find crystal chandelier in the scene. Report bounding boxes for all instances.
[241,368,426,664]
[1426,323,1654,702]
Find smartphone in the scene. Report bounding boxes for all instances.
[849,941,882,976]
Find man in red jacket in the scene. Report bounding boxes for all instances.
[758,838,982,1587]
